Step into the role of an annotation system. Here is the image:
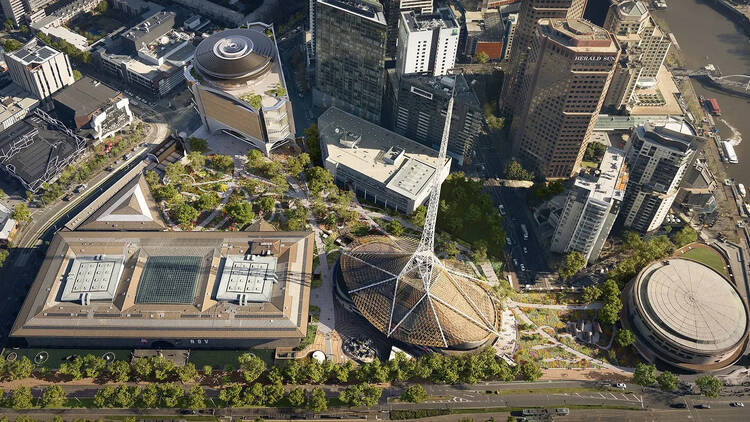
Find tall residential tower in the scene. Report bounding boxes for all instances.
[511,19,619,179]
[396,7,460,77]
[551,147,628,264]
[381,0,433,58]
[602,0,672,110]
[620,123,699,232]
[314,0,387,123]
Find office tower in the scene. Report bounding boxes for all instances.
[499,0,587,115]
[620,123,698,232]
[463,8,504,61]
[186,25,294,156]
[314,0,387,123]
[396,8,459,77]
[511,19,618,179]
[381,0,433,58]
[551,147,628,264]
[386,72,481,165]
[602,1,671,110]
[3,38,74,100]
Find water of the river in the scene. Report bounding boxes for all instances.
[652,0,750,185]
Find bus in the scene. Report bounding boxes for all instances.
[520,224,529,241]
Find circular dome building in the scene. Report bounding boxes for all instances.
[624,258,749,371]
[193,28,275,86]
[185,24,294,156]
[336,236,498,351]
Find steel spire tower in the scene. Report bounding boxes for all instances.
[339,73,499,348]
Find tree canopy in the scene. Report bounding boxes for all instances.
[504,160,534,181]
[696,375,722,398]
[437,173,506,258]
[558,251,586,280]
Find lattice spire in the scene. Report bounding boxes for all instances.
[393,76,456,294]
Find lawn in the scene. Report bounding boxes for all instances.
[680,246,729,277]
[8,348,132,369]
[188,349,274,368]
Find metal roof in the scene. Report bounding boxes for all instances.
[193,28,275,81]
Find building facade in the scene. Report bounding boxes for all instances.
[0,0,56,25]
[314,0,387,124]
[3,38,74,100]
[499,0,587,115]
[602,1,671,110]
[319,107,451,213]
[381,0,433,58]
[385,72,481,165]
[550,147,628,264]
[511,19,619,179]
[396,7,459,77]
[186,25,294,156]
[620,123,698,232]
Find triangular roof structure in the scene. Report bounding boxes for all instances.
[66,162,165,231]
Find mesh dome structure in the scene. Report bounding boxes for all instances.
[339,236,498,350]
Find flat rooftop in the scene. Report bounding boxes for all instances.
[575,147,628,205]
[122,11,175,43]
[5,39,60,67]
[0,112,85,189]
[12,230,314,341]
[541,18,617,52]
[319,107,449,199]
[52,77,121,116]
[317,0,386,25]
[0,84,39,123]
[402,8,457,33]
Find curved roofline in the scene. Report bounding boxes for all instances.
[631,257,749,355]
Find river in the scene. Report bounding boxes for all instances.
[652,0,750,185]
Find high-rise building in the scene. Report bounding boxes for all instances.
[385,71,481,165]
[511,18,619,179]
[381,0,433,58]
[3,38,74,100]
[314,0,387,123]
[396,8,459,77]
[0,0,55,25]
[185,24,294,155]
[620,123,699,232]
[551,147,628,264]
[602,1,671,110]
[502,13,518,60]
[499,0,587,115]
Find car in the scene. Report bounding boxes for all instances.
[554,408,569,416]
[696,404,711,409]
[614,383,627,389]
[520,264,526,272]
[105,166,114,171]
[513,259,518,266]
[671,402,687,409]
[498,204,506,215]
[523,247,528,254]
[730,402,744,407]
[506,236,512,246]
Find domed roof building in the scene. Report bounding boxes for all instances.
[336,236,498,350]
[186,24,294,155]
[623,257,749,371]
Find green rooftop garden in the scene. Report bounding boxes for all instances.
[240,93,262,110]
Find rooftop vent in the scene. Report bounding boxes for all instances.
[383,146,405,166]
[339,130,361,148]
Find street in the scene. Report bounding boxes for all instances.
[485,185,552,287]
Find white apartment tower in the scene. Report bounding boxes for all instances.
[396,7,459,77]
[3,38,74,100]
[551,147,628,264]
[620,123,698,232]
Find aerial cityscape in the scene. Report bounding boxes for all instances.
[0,0,750,421]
